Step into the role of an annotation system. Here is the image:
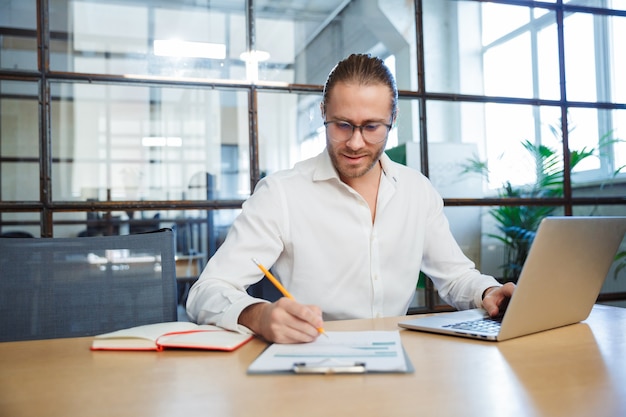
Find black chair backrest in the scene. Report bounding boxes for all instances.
[0,229,177,342]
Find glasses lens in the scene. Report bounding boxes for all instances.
[327,122,388,144]
[361,123,388,143]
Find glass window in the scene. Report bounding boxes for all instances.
[50,0,246,80]
[568,108,626,185]
[257,90,323,174]
[425,101,566,195]
[255,0,417,90]
[53,207,240,254]
[480,204,566,281]
[424,0,559,99]
[51,81,250,202]
[0,81,39,201]
[564,13,626,103]
[565,0,626,11]
[0,212,40,238]
[0,0,37,70]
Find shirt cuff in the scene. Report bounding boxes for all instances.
[217,296,270,333]
[475,282,502,309]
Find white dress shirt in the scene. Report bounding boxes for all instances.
[186,150,500,332]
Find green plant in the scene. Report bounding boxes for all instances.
[615,251,626,280]
[462,124,623,282]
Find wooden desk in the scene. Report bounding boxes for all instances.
[175,254,204,280]
[175,255,204,305]
[1,304,624,417]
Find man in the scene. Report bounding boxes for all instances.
[186,53,515,343]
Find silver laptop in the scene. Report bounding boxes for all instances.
[399,216,626,341]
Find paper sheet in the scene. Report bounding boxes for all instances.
[247,330,410,374]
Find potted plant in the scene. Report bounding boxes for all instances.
[461,124,623,283]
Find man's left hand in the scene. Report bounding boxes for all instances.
[482,282,516,317]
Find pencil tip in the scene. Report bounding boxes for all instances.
[251,258,259,265]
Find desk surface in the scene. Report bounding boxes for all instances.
[1,304,625,417]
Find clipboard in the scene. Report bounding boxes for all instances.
[247,331,414,375]
[293,360,367,374]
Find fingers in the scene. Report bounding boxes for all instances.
[260,298,325,344]
[485,301,500,317]
[501,282,516,297]
[484,283,516,317]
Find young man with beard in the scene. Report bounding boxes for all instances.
[186,54,515,343]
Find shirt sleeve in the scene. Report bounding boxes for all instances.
[419,185,501,310]
[185,177,285,332]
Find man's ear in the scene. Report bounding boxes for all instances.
[319,102,325,119]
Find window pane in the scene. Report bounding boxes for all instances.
[423,0,482,94]
[53,207,239,256]
[564,13,625,103]
[385,97,422,170]
[425,101,565,195]
[255,0,417,90]
[564,13,595,101]
[0,212,40,238]
[483,7,558,99]
[568,108,626,185]
[536,19,561,99]
[608,0,626,11]
[2,161,39,201]
[483,104,563,192]
[0,81,39,201]
[424,1,558,99]
[481,204,565,281]
[446,206,485,270]
[609,15,626,103]
[51,82,250,201]
[481,3,531,46]
[0,0,37,70]
[257,91,323,174]
[50,0,246,80]
[565,0,626,11]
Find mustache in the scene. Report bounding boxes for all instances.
[341,150,371,157]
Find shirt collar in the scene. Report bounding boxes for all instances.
[312,150,339,182]
[379,152,400,184]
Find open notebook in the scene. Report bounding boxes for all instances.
[399,216,626,341]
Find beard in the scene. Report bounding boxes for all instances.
[327,140,386,180]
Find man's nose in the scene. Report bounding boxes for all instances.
[345,127,366,148]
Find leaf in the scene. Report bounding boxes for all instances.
[614,251,626,280]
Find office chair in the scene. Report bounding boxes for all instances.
[0,228,178,342]
[0,231,34,238]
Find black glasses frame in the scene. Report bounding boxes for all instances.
[323,120,392,144]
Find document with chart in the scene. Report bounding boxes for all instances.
[247,331,413,374]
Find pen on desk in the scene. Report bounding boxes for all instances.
[251,258,328,338]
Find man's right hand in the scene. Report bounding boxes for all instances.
[238,298,324,344]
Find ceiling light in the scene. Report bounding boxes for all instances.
[239,50,270,62]
[154,40,226,59]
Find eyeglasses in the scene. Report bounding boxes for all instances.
[324,120,392,144]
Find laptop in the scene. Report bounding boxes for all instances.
[398,216,626,341]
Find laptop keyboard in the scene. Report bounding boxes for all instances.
[443,317,503,334]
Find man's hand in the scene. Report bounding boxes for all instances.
[238,298,324,344]
[482,282,516,317]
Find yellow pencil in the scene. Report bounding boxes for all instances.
[252,258,328,338]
